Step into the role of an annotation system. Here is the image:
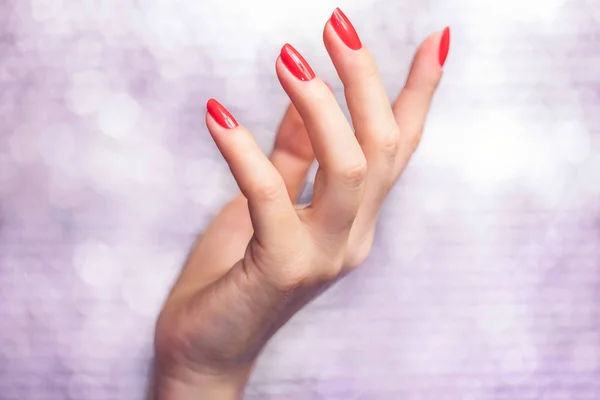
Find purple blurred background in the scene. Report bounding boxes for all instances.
[1,0,599,399]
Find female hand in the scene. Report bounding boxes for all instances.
[153,8,449,399]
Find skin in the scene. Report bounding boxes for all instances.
[152,17,445,400]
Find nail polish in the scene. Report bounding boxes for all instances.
[280,44,316,82]
[206,98,238,129]
[439,27,450,67]
[330,8,362,50]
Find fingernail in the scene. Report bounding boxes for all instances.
[330,7,362,50]
[439,26,450,67]
[207,98,238,129]
[280,44,316,82]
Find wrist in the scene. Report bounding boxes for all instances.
[151,364,250,400]
[153,375,243,400]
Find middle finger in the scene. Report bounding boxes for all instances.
[276,43,367,234]
[324,8,400,205]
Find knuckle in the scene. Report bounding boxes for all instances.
[375,125,401,158]
[252,176,286,202]
[310,83,333,105]
[246,243,311,293]
[404,80,438,97]
[360,60,380,82]
[346,61,379,90]
[337,159,368,188]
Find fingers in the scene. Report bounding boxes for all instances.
[276,44,366,233]
[324,8,399,161]
[269,103,314,202]
[321,8,448,267]
[206,99,298,243]
[392,28,448,172]
[323,8,401,212]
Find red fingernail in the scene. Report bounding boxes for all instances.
[330,8,362,50]
[439,27,450,67]
[206,98,238,129]
[280,44,316,82]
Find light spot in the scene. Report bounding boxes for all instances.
[157,51,202,81]
[47,171,87,209]
[73,240,124,288]
[580,155,600,197]
[460,112,549,184]
[67,374,110,400]
[81,146,124,194]
[36,123,75,169]
[120,252,179,316]
[73,36,105,70]
[554,120,591,164]
[31,0,63,21]
[97,92,142,139]
[0,328,31,359]
[462,0,565,23]
[183,159,230,206]
[569,336,600,372]
[122,143,175,185]
[9,125,40,165]
[497,341,539,383]
[477,303,519,338]
[0,154,17,196]
[65,70,111,116]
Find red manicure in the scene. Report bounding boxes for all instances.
[206,98,238,129]
[280,44,316,82]
[330,8,362,50]
[439,27,450,67]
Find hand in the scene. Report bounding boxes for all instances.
[153,9,449,399]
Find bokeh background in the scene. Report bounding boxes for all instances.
[1,0,599,398]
